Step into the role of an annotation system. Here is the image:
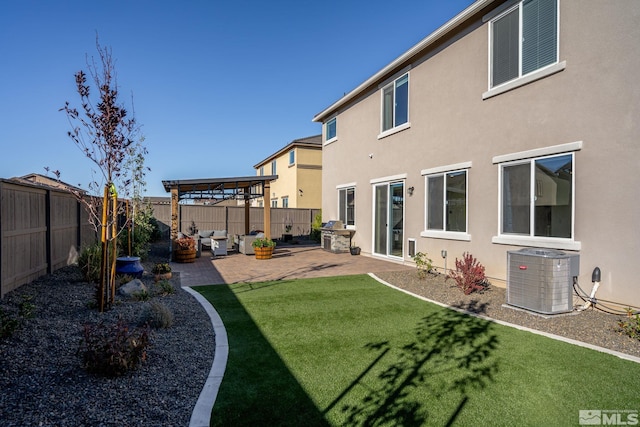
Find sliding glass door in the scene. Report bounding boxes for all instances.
[373,181,404,258]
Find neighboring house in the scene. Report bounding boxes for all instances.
[13,173,86,195]
[313,0,640,308]
[253,135,322,209]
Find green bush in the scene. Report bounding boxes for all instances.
[155,280,175,296]
[618,309,640,341]
[77,242,102,283]
[140,301,174,329]
[310,211,322,243]
[78,320,150,377]
[413,252,434,279]
[1,295,36,340]
[118,203,157,259]
[0,307,20,339]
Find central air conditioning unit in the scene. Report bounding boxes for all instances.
[507,248,580,314]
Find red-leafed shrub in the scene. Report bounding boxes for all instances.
[448,252,488,295]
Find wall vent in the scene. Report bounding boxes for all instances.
[507,248,579,314]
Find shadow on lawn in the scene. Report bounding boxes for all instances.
[331,301,499,426]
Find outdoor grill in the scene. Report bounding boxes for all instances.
[321,220,353,253]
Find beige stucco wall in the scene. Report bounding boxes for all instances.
[321,0,640,307]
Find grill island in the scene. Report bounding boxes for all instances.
[321,220,354,253]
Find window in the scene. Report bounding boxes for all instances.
[289,149,295,165]
[500,153,573,239]
[338,187,355,227]
[427,170,467,233]
[490,0,558,87]
[326,117,337,142]
[282,196,289,208]
[272,160,277,175]
[382,73,409,132]
[259,166,264,176]
[271,200,277,208]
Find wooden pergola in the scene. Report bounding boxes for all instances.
[162,175,278,240]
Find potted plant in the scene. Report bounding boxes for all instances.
[152,262,172,282]
[283,221,293,242]
[175,236,196,263]
[252,237,276,260]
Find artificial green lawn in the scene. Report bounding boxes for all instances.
[197,275,640,426]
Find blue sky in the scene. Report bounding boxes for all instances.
[0,0,473,197]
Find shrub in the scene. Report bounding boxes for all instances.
[78,320,150,377]
[447,252,488,295]
[152,263,171,274]
[310,211,322,242]
[77,242,102,283]
[132,290,150,301]
[618,308,640,341]
[140,301,174,329]
[252,237,276,248]
[413,252,434,279]
[155,280,175,296]
[0,295,36,339]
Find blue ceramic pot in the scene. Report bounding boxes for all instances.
[115,256,144,278]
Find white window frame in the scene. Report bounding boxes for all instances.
[337,182,356,230]
[420,162,472,241]
[289,149,295,165]
[271,160,277,175]
[325,117,337,145]
[271,199,277,208]
[483,0,564,100]
[282,196,289,208]
[378,72,410,139]
[492,141,582,250]
[259,166,264,176]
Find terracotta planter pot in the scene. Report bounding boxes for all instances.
[154,272,172,282]
[254,247,274,260]
[175,248,196,263]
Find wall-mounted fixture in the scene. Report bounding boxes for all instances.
[368,153,374,159]
[299,189,303,196]
[441,250,448,275]
[407,186,415,196]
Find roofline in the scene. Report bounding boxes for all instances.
[312,0,495,123]
[162,175,278,193]
[253,135,322,169]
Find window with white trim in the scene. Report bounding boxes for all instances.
[326,117,337,142]
[490,0,558,88]
[282,196,289,208]
[271,160,277,175]
[338,187,355,227]
[500,153,573,239]
[426,170,468,233]
[271,200,277,208]
[259,166,264,176]
[289,149,295,165]
[382,73,409,132]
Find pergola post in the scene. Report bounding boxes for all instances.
[244,193,250,235]
[170,187,179,254]
[264,182,271,239]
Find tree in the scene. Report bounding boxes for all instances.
[60,38,143,312]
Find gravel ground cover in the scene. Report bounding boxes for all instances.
[375,270,640,359]
[0,243,215,427]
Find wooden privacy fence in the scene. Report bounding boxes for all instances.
[148,200,320,240]
[0,179,98,298]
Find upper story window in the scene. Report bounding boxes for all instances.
[381,73,409,132]
[289,149,295,165]
[272,160,277,175]
[490,0,558,88]
[271,200,277,208]
[338,186,355,228]
[259,166,264,176]
[325,117,337,143]
[282,196,289,208]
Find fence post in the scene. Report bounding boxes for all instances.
[45,189,53,275]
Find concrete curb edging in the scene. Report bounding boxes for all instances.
[183,286,229,427]
[369,273,640,365]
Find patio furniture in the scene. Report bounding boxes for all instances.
[238,232,265,255]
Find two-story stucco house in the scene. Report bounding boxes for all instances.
[253,135,322,209]
[313,0,640,309]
